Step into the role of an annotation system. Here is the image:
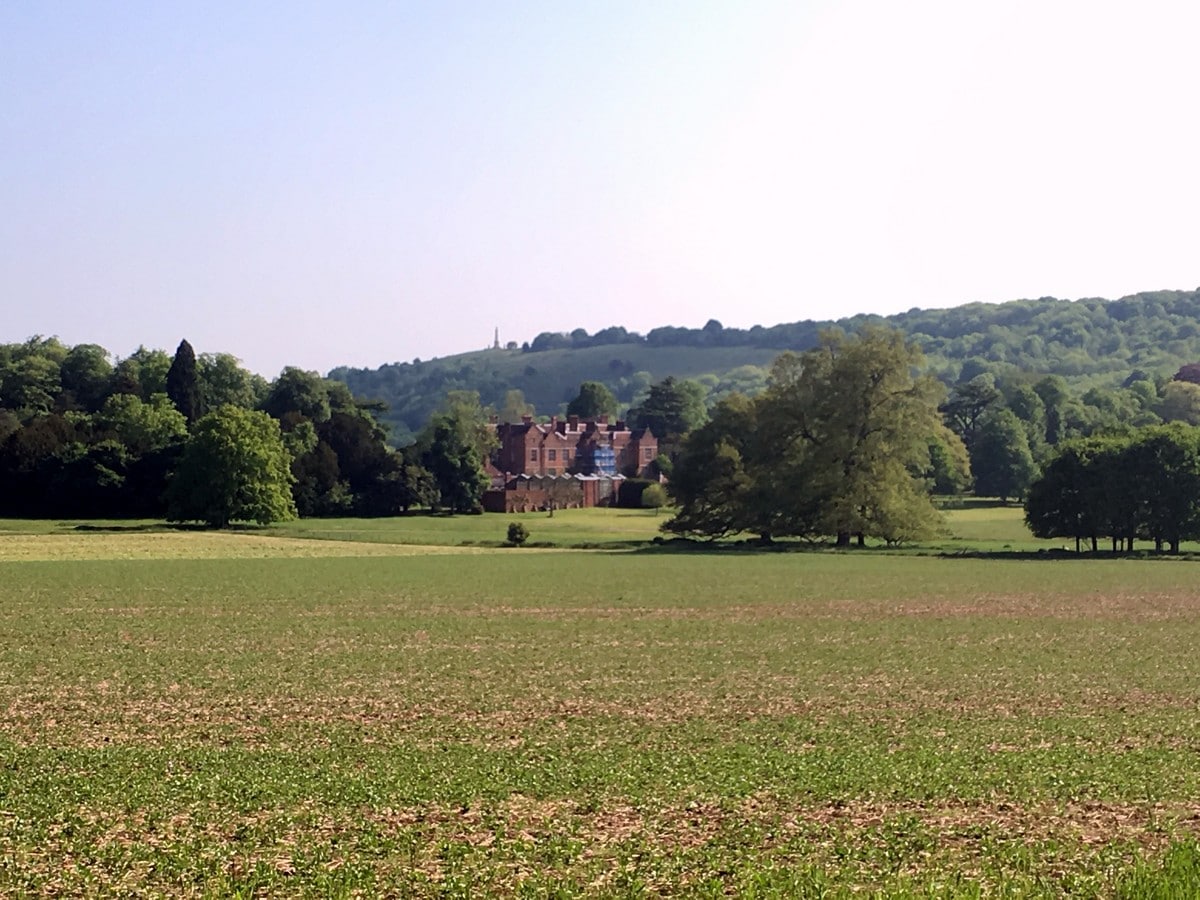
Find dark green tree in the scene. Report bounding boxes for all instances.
[166,339,202,424]
[1131,426,1200,553]
[941,374,1001,451]
[664,394,766,539]
[59,344,113,412]
[420,415,489,513]
[261,367,331,423]
[367,453,437,515]
[1025,439,1110,551]
[416,391,494,513]
[629,376,708,443]
[566,381,618,420]
[291,439,347,517]
[1033,375,1071,445]
[1157,381,1200,425]
[1005,384,1048,456]
[113,346,171,400]
[970,409,1038,502]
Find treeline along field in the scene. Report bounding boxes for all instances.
[2,540,1200,895]
[12,290,1200,530]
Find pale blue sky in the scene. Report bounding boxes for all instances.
[4,1,1199,376]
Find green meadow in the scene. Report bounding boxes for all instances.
[1,511,1199,896]
[0,504,1058,551]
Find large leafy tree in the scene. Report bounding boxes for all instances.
[420,417,488,513]
[199,353,267,411]
[261,367,331,423]
[167,406,296,527]
[97,393,188,455]
[369,460,438,515]
[0,412,81,514]
[1032,375,1071,445]
[665,394,761,539]
[417,391,494,513]
[59,343,113,412]
[970,408,1038,501]
[665,328,945,545]
[0,339,64,415]
[761,328,946,546]
[1157,381,1200,425]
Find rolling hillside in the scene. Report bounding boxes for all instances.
[329,289,1200,443]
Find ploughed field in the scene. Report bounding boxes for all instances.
[2,531,1199,896]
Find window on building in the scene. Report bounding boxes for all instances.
[643,448,653,459]
[530,449,538,461]
[548,468,557,476]
[548,449,557,461]
[565,449,572,460]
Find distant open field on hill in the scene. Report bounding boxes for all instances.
[2,524,1200,896]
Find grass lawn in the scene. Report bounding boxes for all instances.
[267,506,670,548]
[0,502,1051,552]
[2,533,1200,896]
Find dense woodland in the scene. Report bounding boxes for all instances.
[0,339,490,523]
[7,288,1200,531]
[331,289,1200,443]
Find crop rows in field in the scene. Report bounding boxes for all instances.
[1,536,1199,895]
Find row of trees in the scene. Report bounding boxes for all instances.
[11,326,1200,534]
[0,337,502,524]
[0,332,726,524]
[934,364,1197,502]
[521,290,1200,377]
[661,326,1200,550]
[1025,426,1200,553]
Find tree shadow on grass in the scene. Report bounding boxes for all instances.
[71,523,166,533]
[626,538,1200,561]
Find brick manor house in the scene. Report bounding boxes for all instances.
[483,414,658,512]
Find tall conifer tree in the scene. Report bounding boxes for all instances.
[166,339,202,424]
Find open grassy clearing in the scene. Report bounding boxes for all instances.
[2,539,1200,895]
[0,507,667,549]
[1,501,1197,556]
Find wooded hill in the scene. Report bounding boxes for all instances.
[329,289,1200,444]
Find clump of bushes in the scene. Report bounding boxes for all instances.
[641,483,667,513]
[506,522,529,547]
